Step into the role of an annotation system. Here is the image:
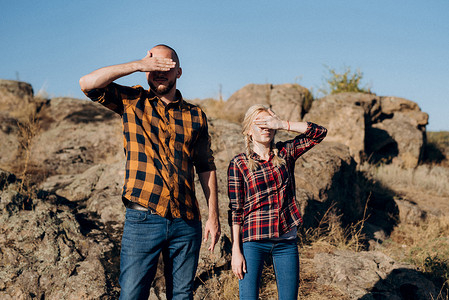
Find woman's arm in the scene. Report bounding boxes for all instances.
[231,224,246,280]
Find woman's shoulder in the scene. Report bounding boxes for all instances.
[229,153,249,167]
[231,152,247,162]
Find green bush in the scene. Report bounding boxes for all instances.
[319,66,372,96]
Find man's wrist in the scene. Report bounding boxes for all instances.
[207,212,219,222]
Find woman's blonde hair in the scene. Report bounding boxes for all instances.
[242,104,285,172]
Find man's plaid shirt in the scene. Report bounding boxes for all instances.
[228,122,327,242]
[83,83,215,221]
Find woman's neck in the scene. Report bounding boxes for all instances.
[252,142,271,161]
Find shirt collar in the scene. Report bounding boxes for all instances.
[249,150,274,162]
[147,89,186,109]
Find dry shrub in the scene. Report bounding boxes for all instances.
[299,203,368,253]
[195,270,239,300]
[17,112,39,185]
[11,110,45,209]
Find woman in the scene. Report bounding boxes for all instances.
[228,104,327,300]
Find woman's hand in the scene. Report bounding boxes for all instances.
[231,251,247,280]
[253,108,286,130]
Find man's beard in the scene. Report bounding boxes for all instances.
[149,79,176,95]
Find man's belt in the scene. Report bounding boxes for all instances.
[126,201,151,212]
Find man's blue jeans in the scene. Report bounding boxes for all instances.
[239,239,299,300]
[119,208,202,300]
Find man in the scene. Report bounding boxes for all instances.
[79,44,221,300]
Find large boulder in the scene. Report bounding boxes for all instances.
[294,141,364,226]
[304,93,428,167]
[314,250,437,299]
[366,97,428,168]
[30,97,123,176]
[224,83,313,123]
[303,93,378,163]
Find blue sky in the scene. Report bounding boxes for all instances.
[1,0,448,131]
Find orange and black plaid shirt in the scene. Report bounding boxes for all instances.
[83,82,215,221]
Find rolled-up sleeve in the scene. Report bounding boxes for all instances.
[227,159,245,226]
[81,82,139,115]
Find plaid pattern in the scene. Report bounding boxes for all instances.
[228,122,327,242]
[83,83,215,220]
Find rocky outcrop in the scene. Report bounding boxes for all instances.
[30,97,123,175]
[224,83,313,123]
[304,93,428,167]
[0,80,36,121]
[0,169,114,299]
[0,80,439,299]
[367,97,428,168]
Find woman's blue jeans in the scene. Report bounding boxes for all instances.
[239,239,299,300]
[119,208,202,300]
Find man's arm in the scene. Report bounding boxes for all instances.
[79,51,176,91]
[198,170,221,251]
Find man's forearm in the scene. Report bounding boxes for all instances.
[79,61,141,91]
[198,170,219,218]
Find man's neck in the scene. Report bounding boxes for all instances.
[157,88,178,105]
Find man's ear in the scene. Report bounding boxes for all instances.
[177,67,182,79]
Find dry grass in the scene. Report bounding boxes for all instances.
[426,131,449,167]
[428,131,449,149]
[299,202,368,253]
[362,157,449,298]
[359,163,449,198]
[381,215,449,267]
[189,98,241,124]
[380,214,449,299]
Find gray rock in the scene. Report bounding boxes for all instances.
[295,142,363,226]
[305,92,428,167]
[314,250,438,299]
[303,94,369,163]
[0,190,110,299]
